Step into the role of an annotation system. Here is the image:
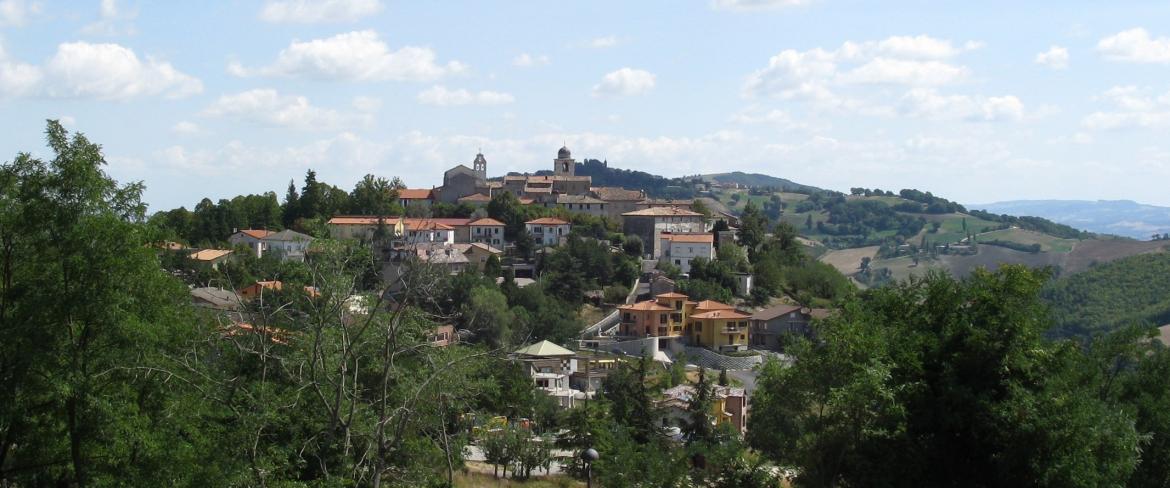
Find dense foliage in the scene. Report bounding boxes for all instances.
[968,209,1091,239]
[1043,252,1170,337]
[750,266,1167,487]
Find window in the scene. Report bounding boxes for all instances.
[659,314,667,324]
[623,313,631,322]
[696,323,702,332]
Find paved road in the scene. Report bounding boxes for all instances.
[727,367,760,397]
[464,444,574,476]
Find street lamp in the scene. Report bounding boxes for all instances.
[581,447,599,487]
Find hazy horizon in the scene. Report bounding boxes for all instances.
[3,0,1170,210]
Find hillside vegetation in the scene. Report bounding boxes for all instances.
[1043,252,1170,337]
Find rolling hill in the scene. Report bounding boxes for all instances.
[701,171,821,192]
[970,199,1170,240]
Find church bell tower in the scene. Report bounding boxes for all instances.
[553,145,575,177]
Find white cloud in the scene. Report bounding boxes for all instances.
[745,35,975,99]
[157,132,393,179]
[44,42,202,99]
[1098,28,1170,63]
[417,85,515,106]
[232,30,466,82]
[0,0,40,27]
[1081,85,1170,130]
[202,89,364,129]
[841,58,969,85]
[729,107,810,130]
[0,41,201,100]
[0,42,42,96]
[171,121,200,134]
[870,35,966,59]
[512,53,549,67]
[711,0,812,11]
[81,0,137,36]
[1034,45,1069,69]
[592,68,656,97]
[899,88,1024,122]
[259,0,381,23]
[588,36,620,49]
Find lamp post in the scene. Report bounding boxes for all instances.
[581,447,599,488]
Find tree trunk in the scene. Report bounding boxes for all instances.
[67,395,85,487]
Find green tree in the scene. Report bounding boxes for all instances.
[349,174,403,215]
[748,267,1141,487]
[0,121,202,485]
[739,201,768,255]
[685,367,716,446]
[281,179,299,227]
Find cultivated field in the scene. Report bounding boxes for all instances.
[979,228,1079,253]
[818,246,880,275]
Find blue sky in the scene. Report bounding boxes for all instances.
[2,0,1170,210]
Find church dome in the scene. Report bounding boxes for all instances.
[557,146,571,159]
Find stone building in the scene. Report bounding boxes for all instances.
[622,207,706,258]
[436,152,491,203]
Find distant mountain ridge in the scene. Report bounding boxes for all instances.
[701,172,821,193]
[970,200,1170,240]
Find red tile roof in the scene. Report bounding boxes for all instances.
[399,189,434,200]
[237,229,275,239]
[189,249,233,261]
[691,309,751,320]
[469,217,505,226]
[618,300,673,311]
[526,217,569,225]
[622,207,703,217]
[695,300,735,311]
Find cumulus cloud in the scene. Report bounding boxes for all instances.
[202,89,366,129]
[840,58,969,85]
[711,0,812,11]
[417,85,515,106]
[899,88,1024,122]
[512,53,549,67]
[1081,85,1170,130]
[0,41,201,100]
[592,68,656,97]
[259,0,381,23]
[744,35,977,100]
[1034,45,1069,69]
[43,42,202,99]
[81,0,137,36]
[0,43,42,96]
[231,30,466,82]
[1098,28,1170,63]
[0,0,40,27]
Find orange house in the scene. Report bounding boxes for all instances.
[617,292,697,338]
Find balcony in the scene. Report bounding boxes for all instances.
[720,327,743,335]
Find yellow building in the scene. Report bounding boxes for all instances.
[618,293,752,352]
[617,292,694,337]
[687,308,752,353]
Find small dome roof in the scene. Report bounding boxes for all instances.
[557,146,571,159]
[473,152,487,164]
